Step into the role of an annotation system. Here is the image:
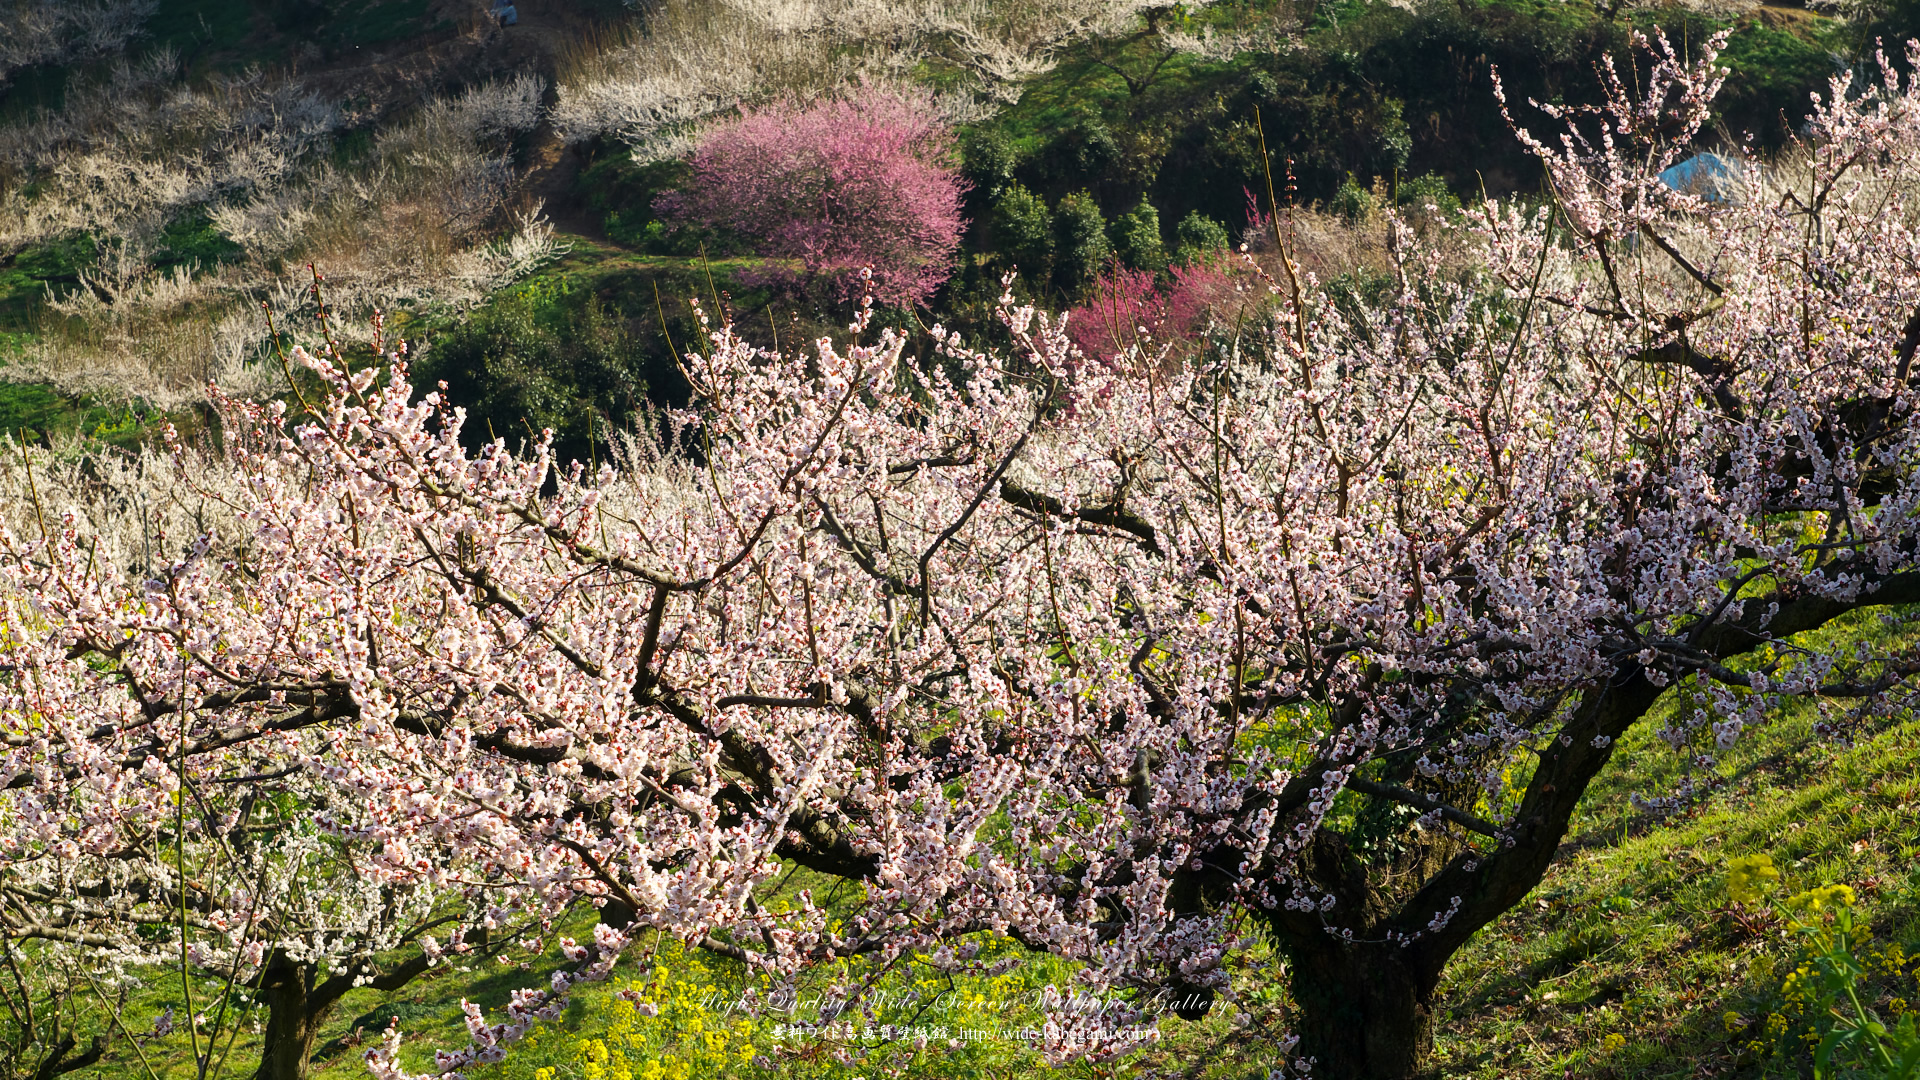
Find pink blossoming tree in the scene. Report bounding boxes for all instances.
[656,85,968,308]
[9,34,1920,1080]
[1065,259,1243,361]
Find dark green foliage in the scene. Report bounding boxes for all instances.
[1051,190,1109,297]
[965,0,1847,248]
[143,0,445,76]
[1248,62,1410,194]
[1125,49,1411,233]
[1857,0,1920,69]
[327,0,435,46]
[0,383,152,447]
[152,211,243,271]
[1396,171,1459,216]
[1342,792,1423,863]
[5,235,95,285]
[0,61,71,124]
[1717,18,1848,141]
[1330,0,1611,191]
[0,215,231,330]
[1335,1,1836,185]
[0,384,73,439]
[959,127,1019,199]
[270,0,331,34]
[1034,115,1121,187]
[412,282,666,468]
[329,127,377,168]
[1172,210,1229,267]
[577,151,706,256]
[991,184,1054,286]
[1109,200,1166,272]
[1329,175,1375,224]
[0,234,97,328]
[147,0,260,56]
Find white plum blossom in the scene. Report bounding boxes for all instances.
[6,33,1920,1080]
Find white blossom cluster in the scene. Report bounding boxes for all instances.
[1,57,557,408]
[0,0,156,86]
[551,0,1286,159]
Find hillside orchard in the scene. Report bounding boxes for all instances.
[6,33,1920,1080]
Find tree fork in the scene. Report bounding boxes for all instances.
[253,964,327,1080]
[1263,672,1663,1078]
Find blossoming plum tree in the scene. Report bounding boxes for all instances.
[1064,258,1241,361]
[0,428,570,1080]
[656,84,967,307]
[8,33,1920,1080]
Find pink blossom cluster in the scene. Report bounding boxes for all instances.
[366,924,629,1080]
[1063,259,1242,362]
[657,84,967,307]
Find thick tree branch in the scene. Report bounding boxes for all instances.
[1345,778,1501,838]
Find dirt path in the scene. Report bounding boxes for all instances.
[475,2,623,242]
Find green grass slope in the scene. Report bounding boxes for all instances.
[1431,609,1920,1079]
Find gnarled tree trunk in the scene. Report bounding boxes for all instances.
[1283,940,1441,1080]
[1251,674,1668,1078]
[255,959,329,1080]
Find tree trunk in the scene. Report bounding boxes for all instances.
[1284,941,1438,1080]
[254,963,328,1080]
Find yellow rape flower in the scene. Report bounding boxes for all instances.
[1877,943,1908,975]
[1785,884,1855,912]
[1724,854,1780,904]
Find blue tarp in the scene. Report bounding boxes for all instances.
[1657,152,1744,203]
